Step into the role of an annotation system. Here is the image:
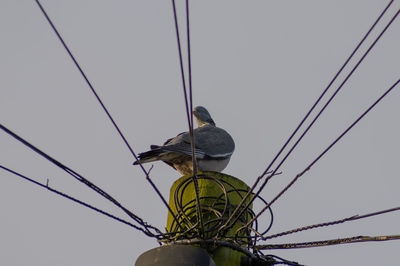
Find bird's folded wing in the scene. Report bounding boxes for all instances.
[160,142,207,159]
[193,126,235,158]
[161,125,234,159]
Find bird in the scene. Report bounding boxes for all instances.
[133,106,235,176]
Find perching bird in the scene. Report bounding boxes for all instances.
[133,106,235,175]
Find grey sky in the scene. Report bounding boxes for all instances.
[1,1,400,265]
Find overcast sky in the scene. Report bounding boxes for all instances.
[1,1,400,265]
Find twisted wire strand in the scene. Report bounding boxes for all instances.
[262,206,400,241]
[164,238,302,265]
[256,235,400,250]
[264,216,358,241]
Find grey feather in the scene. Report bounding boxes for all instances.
[133,106,235,175]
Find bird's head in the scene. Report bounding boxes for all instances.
[193,106,216,127]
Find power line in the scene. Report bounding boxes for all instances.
[171,0,204,236]
[0,164,160,238]
[223,1,397,230]
[256,234,400,250]
[186,0,205,238]
[262,206,400,240]
[247,77,400,228]
[34,0,138,163]
[33,0,180,230]
[171,0,192,129]
[0,123,160,235]
[258,0,395,183]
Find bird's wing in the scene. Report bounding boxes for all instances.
[160,125,235,159]
[193,125,235,158]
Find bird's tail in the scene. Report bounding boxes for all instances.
[133,145,162,165]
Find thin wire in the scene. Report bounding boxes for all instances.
[165,173,274,244]
[0,165,160,238]
[258,0,395,183]
[171,0,204,237]
[186,0,205,238]
[186,0,196,169]
[34,0,180,229]
[256,235,400,250]
[165,238,258,260]
[34,0,137,163]
[186,0,195,173]
[171,0,192,125]
[262,206,400,240]
[0,123,161,234]
[223,1,397,230]
[247,77,400,228]
[261,254,302,266]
